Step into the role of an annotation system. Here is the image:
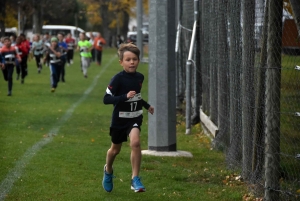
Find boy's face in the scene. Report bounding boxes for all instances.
[119,51,139,73]
[79,34,85,40]
[57,34,63,41]
[51,41,58,46]
[4,39,11,47]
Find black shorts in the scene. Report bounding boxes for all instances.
[110,119,142,144]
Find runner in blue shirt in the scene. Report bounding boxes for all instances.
[57,33,68,82]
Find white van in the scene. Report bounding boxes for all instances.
[42,25,85,40]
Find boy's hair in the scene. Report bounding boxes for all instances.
[3,37,11,42]
[118,43,140,61]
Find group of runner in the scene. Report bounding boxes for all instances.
[0,31,106,95]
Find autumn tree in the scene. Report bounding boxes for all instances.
[79,0,148,45]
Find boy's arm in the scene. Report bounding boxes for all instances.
[141,99,154,115]
[14,48,21,62]
[103,93,128,105]
[101,38,106,45]
[141,99,150,110]
[103,75,128,105]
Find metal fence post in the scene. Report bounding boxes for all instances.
[264,0,282,200]
[226,0,243,168]
[214,0,229,150]
[241,0,255,180]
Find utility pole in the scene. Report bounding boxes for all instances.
[143,0,192,158]
[18,1,21,35]
[136,0,143,60]
[147,0,176,152]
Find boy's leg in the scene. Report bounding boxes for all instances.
[49,64,57,90]
[105,143,122,174]
[103,142,122,192]
[129,128,142,178]
[81,57,88,77]
[96,50,100,65]
[35,55,41,73]
[60,60,65,82]
[70,49,74,64]
[20,56,28,83]
[98,50,102,66]
[67,51,71,64]
[2,68,8,81]
[129,127,146,192]
[7,65,14,94]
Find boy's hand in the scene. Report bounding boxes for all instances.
[1,64,5,70]
[148,106,154,115]
[127,91,136,99]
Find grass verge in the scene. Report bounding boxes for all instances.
[0,48,247,201]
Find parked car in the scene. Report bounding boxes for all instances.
[127,31,148,44]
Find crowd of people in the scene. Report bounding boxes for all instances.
[0,31,107,96]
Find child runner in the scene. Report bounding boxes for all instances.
[31,34,44,73]
[15,36,26,80]
[0,37,21,96]
[65,33,76,65]
[93,32,106,66]
[77,32,92,78]
[19,33,30,84]
[43,32,51,67]
[57,33,68,82]
[102,43,154,193]
[43,37,63,92]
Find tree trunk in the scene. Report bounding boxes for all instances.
[290,0,300,37]
[100,2,110,43]
[32,0,42,34]
[121,11,129,40]
[0,0,6,37]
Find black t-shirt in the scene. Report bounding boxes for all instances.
[103,70,150,128]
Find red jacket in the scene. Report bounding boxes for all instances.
[20,40,30,56]
[16,43,29,58]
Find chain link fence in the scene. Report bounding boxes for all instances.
[176,0,300,200]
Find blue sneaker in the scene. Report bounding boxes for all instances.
[102,165,115,192]
[131,176,146,192]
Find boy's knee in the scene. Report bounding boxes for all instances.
[130,141,141,149]
[109,148,121,156]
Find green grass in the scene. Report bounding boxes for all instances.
[280,55,300,181]
[0,48,247,201]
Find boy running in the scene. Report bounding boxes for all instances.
[19,33,30,84]
[0,37,21,96]
[93,32,106,66]
[57,33,68,82]
[31,34,44,73]
[77,32,92,78]
[102,43,154,193]
[43,37,63,92]
[65,33,76,65]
